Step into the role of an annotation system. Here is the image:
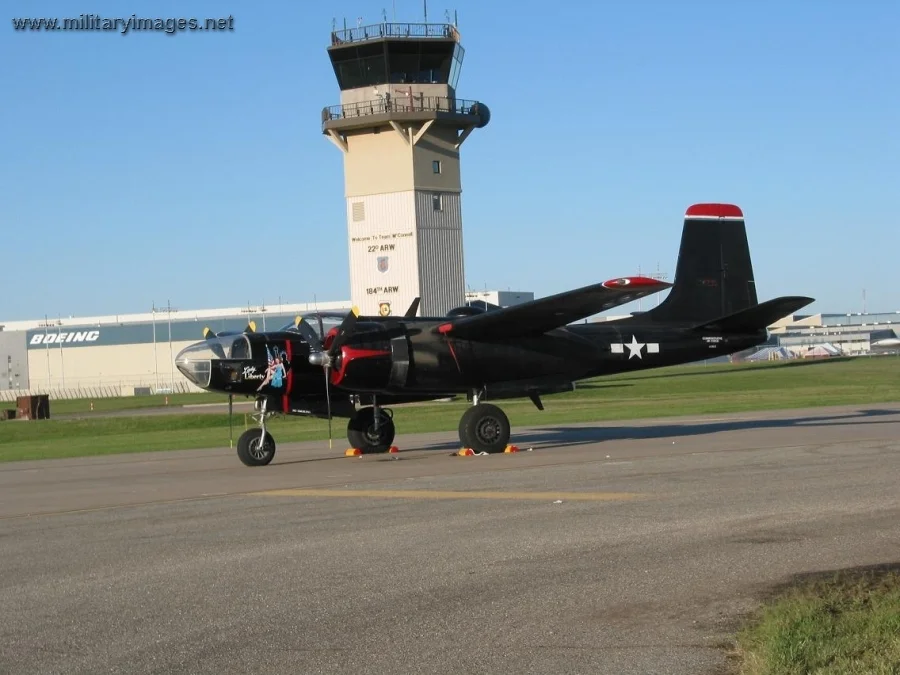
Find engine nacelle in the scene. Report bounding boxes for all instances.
[446,300,501,317]
[330,326,411,391]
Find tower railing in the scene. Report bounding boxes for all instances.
[322,95,483,127]
[330,22,459,45]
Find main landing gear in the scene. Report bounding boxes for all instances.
[346,398,396,454]
[346,392,511,456]
[458,390,511,454]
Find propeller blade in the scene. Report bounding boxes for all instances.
[228,394,234,448]
[328,306,360,356]
[324,366,332,449]
[404,297,420,318]
[203,327,215,339]
[295,315,325,352]
[244,321,256,333]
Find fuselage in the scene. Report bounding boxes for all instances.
[175,313,767,417]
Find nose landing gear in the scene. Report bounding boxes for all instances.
[236,396,278,467]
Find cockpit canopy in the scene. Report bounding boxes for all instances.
[279,310,354,342]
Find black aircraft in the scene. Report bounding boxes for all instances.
[175,203,814,466]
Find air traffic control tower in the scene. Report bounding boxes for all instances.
[322,19,490,318]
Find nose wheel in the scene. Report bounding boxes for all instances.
[458,402,511,454]
[236,428,276,466]
[236,396,278,467]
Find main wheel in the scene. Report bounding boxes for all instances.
[347,406,395,453]
[458,403,510,454]
[236,428,276,467]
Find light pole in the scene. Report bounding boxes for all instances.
[166,300,177,389]
[152,302,159,390]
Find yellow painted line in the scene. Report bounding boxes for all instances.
[248,488,644,501]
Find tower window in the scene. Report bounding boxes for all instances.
[432,193,442,211]
[432,160,441,174]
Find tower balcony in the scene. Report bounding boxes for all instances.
[330,22,460,46]
[322,95,490,134]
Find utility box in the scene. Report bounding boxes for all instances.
[16,395,50,420]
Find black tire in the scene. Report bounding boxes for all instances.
[347,406,395,453]
[458,405,480,448]
[237,428,276,467]
[459,403,510,454]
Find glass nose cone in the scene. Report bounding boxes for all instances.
[175,344,212,388]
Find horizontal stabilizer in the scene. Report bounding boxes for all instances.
[691,296,815,333]
[435,276,671,340]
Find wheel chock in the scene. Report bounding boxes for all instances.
[388,446,399,454]
[345,448,362,457]
[504,444,520,453]
[456,448,475,456]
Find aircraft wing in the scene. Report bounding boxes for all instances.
[434,276,672,341]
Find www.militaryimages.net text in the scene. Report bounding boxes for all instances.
[11,14,234,35]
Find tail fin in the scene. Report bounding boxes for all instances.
[647,203,758,324]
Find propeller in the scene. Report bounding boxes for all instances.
[307,306,361,448]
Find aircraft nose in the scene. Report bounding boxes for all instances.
[174,343,212,388]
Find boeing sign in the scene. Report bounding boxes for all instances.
[28,330,100,347]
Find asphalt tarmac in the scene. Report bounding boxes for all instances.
[2,402,900,674]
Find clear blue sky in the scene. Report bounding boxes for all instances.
[3,0,898,322]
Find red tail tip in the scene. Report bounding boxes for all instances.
[685,203,744,219]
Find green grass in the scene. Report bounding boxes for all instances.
[732,567,900,674]
[2,391,229,415]
[1,356,898,462]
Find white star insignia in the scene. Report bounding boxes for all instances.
[611,336,660,358]
[625,335,645,359]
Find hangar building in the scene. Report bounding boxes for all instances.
[766,311,900,356]
[0,290,533,400]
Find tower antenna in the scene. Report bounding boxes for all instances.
[424,0,428,22]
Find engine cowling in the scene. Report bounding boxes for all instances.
[329,324,411,391]
[445,300,501,317]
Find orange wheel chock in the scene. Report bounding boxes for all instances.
[504,445,520,453]
[345,448,362,457]
[457,448,475,456]
[388,446,399,454]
